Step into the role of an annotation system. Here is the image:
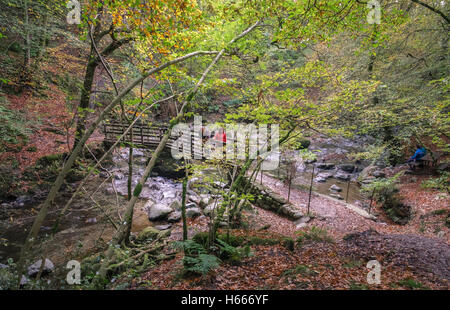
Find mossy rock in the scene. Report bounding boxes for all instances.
[296,139,311,150]
[137,226,160,241]
[36,153,64,166]
[157,229,172,239]
[217,233,245,247]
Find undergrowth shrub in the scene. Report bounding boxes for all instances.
[421,171,449,194]
[0,94,30,151]
[172,240,220,276]
[296,226,334,246]
[361,172,411,225]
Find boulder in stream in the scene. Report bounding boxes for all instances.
[316,163,335,170]
[188,194,201,205]
[337,164,355,173]
[186,202,198,209]
[186,207,201,218]
[147,203,173,221]
[335,172,350,181]
[168,211,182,223]
[315,176,327,183]
[329,184,342,192]
[170,200,181,211]
[315,172,333,182]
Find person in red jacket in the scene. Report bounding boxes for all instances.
[214,128,227,143]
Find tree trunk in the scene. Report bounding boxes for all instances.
[75,52,98,146]
[23,0,30,68]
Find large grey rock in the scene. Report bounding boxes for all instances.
[294,216,311,225]
[203,204,216,216]
[335,172,350,181]
[155,224,172,230]
[27,259,54,277]
[186,202,198,209]
[168,211,182,223]
[144,199,155,209]
[316,172,333,179]
[329,184,342,192]
[280,204,303,220]
[163,190,177,200]
[316,163,335,170]
[186,207,201,218]
[133,149,145,157]
[199,194,212,208]
[170,200,181,211]
[188,195,201,205]
[372,170,386,178]
[148,183,161,191]
[315,176,327,183]
[315,172,333,183]
[147,203,173,221]
[338,164,355,173]
[358,165,377,183]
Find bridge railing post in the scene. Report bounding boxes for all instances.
[307,164,315,215]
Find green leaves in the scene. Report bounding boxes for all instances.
[183,254,220,276]
[172,240,220,276]
[0,95,30,150]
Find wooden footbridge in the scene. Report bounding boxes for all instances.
[103,121,175,148]
[102,121,211,158]
[102,120,281,162]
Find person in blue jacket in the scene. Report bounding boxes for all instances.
[407,145,427,168]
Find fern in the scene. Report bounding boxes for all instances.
[183,254,220,275]
[0,96,30,150]
[172,240,207,255]
[216,238,252,263]
[172,240,220,275]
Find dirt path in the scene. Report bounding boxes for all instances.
[258,173,450,241]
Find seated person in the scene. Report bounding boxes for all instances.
[407,145,427,168]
